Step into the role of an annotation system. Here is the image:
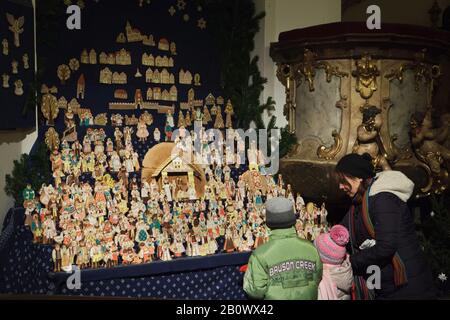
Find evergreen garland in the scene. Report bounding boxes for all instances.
[205,0,270,128]
[205,0,296,155]
[4,143,52,207]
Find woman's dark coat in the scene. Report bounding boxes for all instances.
[340,171,436,299]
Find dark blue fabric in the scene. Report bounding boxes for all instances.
[0,216,55,295]
[0,209,251,299]
[56,266,247,299]
[0,0,35,130]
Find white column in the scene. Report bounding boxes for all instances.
[253,0,341,127]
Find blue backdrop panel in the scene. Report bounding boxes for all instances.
[0,1,252,299]
[35,0,223,153]
[0,0,35,130]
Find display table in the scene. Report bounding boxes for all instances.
[0,208,251,299]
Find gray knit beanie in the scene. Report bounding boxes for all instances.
[265,197,296,230]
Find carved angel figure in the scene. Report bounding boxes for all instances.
[7,13,24,47]
[352,104,391,171]
[410,109,450,175]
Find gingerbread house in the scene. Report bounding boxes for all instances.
[125,21,143,42]
[161,69,170,84]
[145,68,153,83]
[100,68,112,84]
[158,38,170,51]
[99,52,108,64]
[116,49,132,65]
[142,53,155,66]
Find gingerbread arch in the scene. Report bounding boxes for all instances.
[141,142,206,197]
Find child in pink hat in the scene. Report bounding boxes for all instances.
[314,225,353,300]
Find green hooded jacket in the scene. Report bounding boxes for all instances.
[243,227,323,300]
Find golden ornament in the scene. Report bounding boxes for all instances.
[58,96,68,109]
[45,127,60,151]
[194,73,201,86]
[41,93,59,126]
[57,64,71,84]
[94,113,108,126]
[69,58,79,71]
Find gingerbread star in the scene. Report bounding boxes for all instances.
[168,5,176,16]
[197,18,207,30]
[176,0,186,11]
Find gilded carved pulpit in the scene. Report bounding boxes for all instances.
[270,22,450,202]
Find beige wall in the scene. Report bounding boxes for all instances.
[0,129,38,219]
[0,0,37,225]
[343,0,450,28]
[253,0,342,128]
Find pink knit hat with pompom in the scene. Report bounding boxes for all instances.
[314,225,349,265]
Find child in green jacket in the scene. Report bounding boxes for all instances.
[243,197,323,300]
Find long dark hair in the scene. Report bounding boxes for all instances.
[335,171,373,204]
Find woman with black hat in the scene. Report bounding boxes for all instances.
[336,153,436,299]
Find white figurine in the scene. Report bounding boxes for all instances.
[136,119,149,142]
[124,152,134,173]
[14,80,23,96]
[12,60,18,74]
[2,39,8,55]
[163,178,172,202]
[161,239,172,261]
[2,74,10,88]
[23,54,29,69]
[153,128,161,142]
